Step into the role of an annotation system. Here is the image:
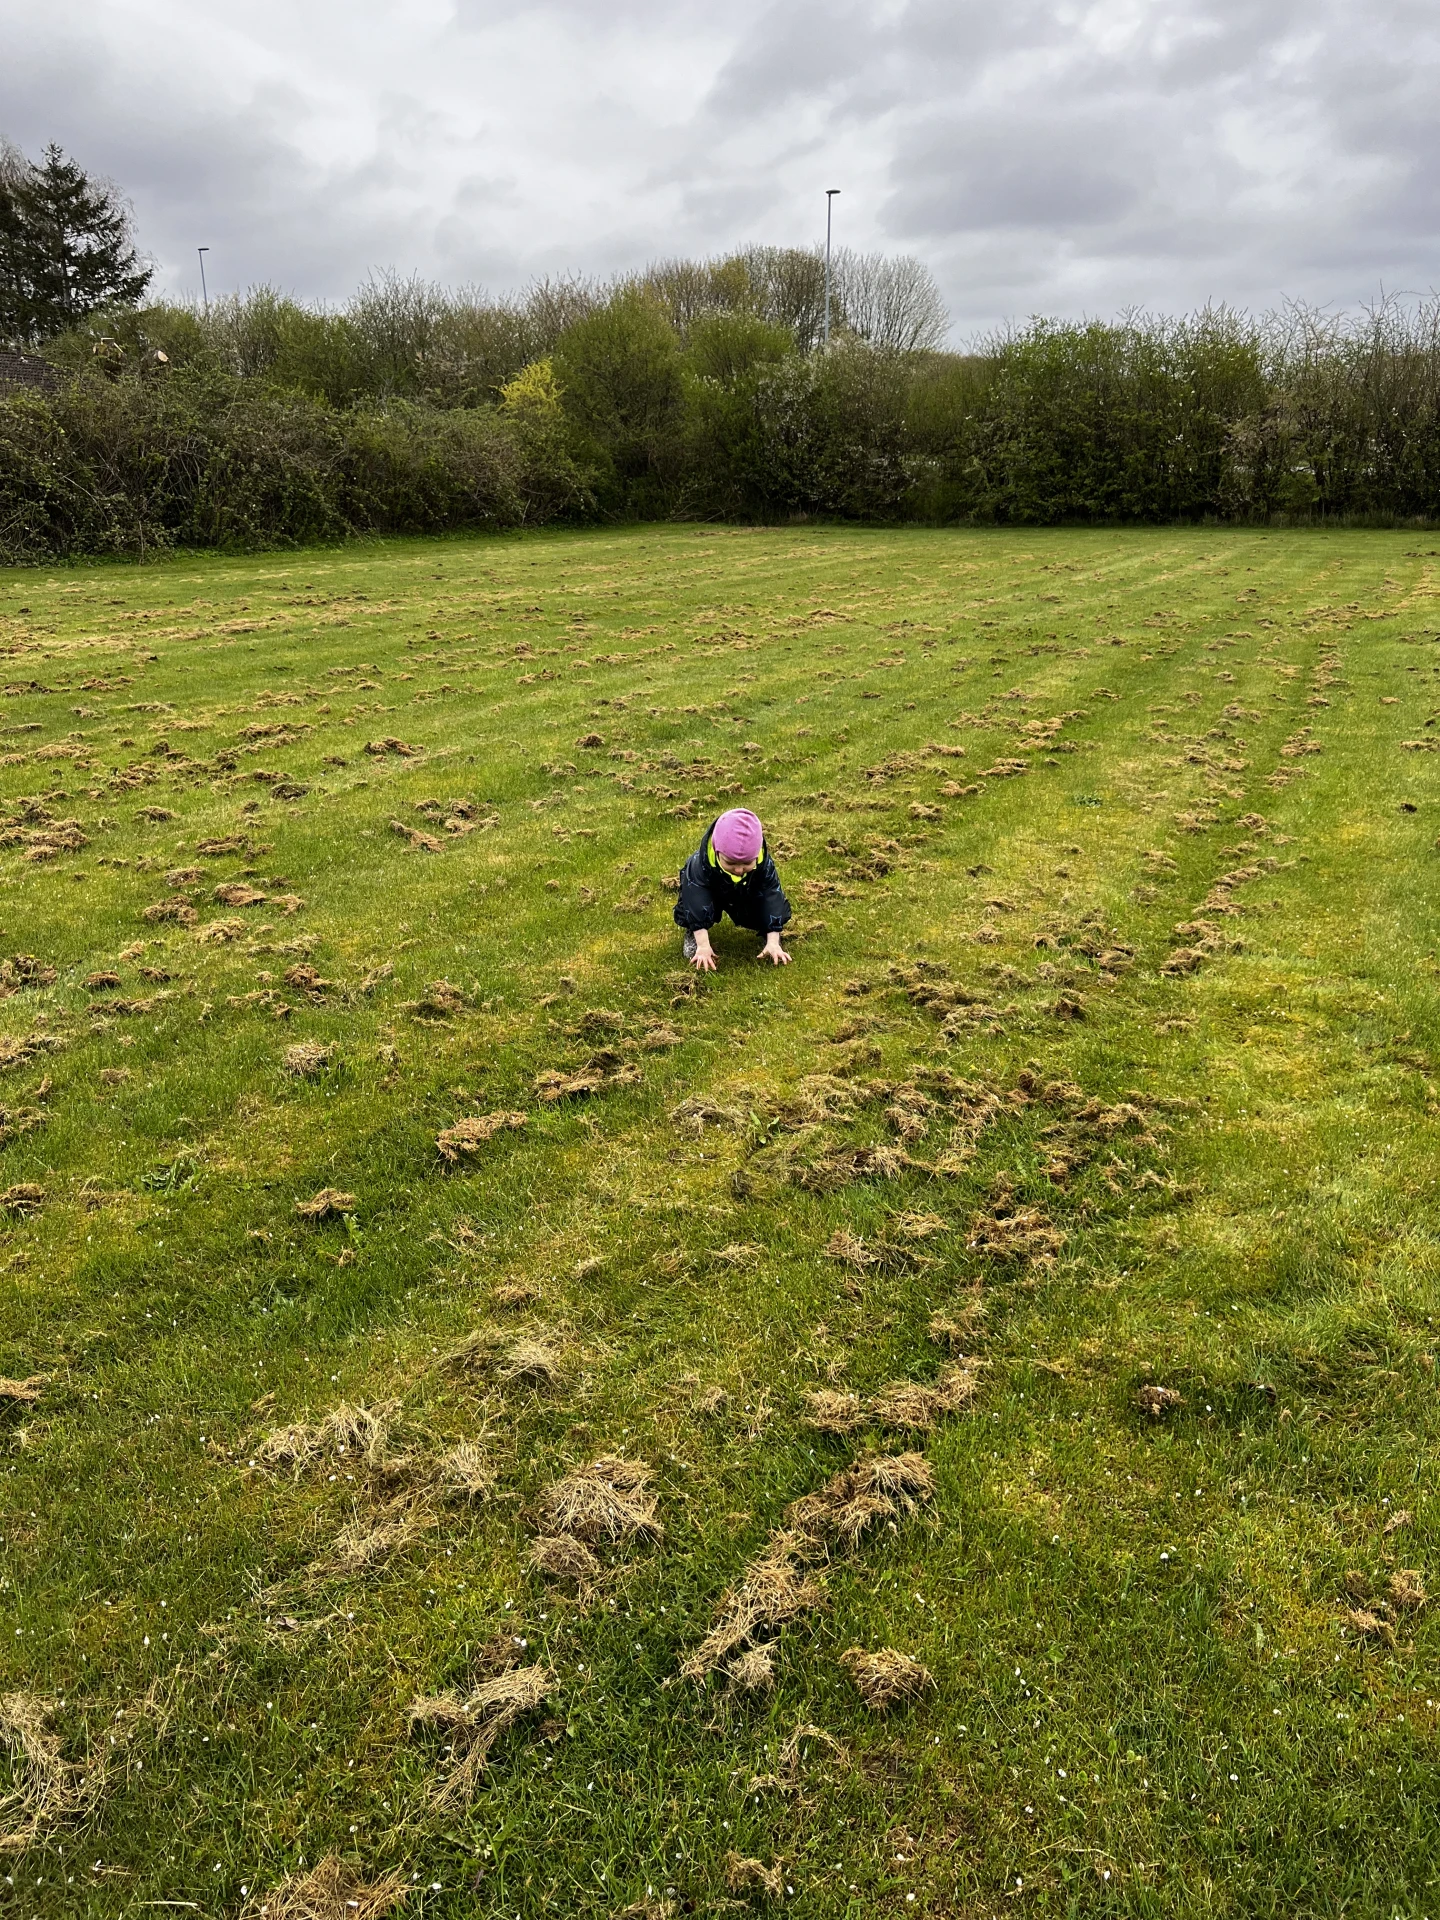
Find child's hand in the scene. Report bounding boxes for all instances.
[760,934,792,966]
[691,930,717,971]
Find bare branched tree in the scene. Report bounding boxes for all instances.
[736,247,829,352]
[833,250,948,353]
[522,275,604,346]
[637,256,752,330]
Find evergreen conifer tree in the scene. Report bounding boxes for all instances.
[0,142,151,343]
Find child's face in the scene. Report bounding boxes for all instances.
[716,851,758,878]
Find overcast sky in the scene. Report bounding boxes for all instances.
[3,0,1437,339]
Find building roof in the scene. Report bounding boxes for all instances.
[0,349,61,394]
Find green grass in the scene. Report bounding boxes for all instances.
[1,524,1438,1918]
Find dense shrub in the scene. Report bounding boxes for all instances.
[0,367,591,562]
[10,282,1440,561]
[0,388,113,556]
[552,291,687,508]
[684,339,915,520]
[916,304,1440,525]
[1221,305,1440,521]
[911,314,1270,524]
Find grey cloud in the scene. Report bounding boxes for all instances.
[2,0,1438,333]
[894,111,1156,236]
[705,2,888,116]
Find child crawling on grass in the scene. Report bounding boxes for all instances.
[675,807,792,972]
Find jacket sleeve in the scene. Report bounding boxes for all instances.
[752,852,792,931]
[673,850,719,930]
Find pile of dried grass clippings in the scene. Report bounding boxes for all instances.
[435,1112,527,1161]
[246,1856,409,1920]
[407,1664,553,1808]
[0,1693,107,1852]
[839,1645,935,1712]
[255,1401,400,1474]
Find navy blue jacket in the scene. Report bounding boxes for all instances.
[674,821,792,934]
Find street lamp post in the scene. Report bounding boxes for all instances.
[823,189,840,349]
[197,247,210,319]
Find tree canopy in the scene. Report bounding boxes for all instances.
[0,141,152,344]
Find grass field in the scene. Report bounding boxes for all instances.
[1,523,1438,1918]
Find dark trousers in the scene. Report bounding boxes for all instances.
[691,900,789,938]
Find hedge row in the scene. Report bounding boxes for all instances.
[6,299,1440,560]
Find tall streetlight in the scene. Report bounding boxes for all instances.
[197,247,210,319]
[823,189,840,349]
